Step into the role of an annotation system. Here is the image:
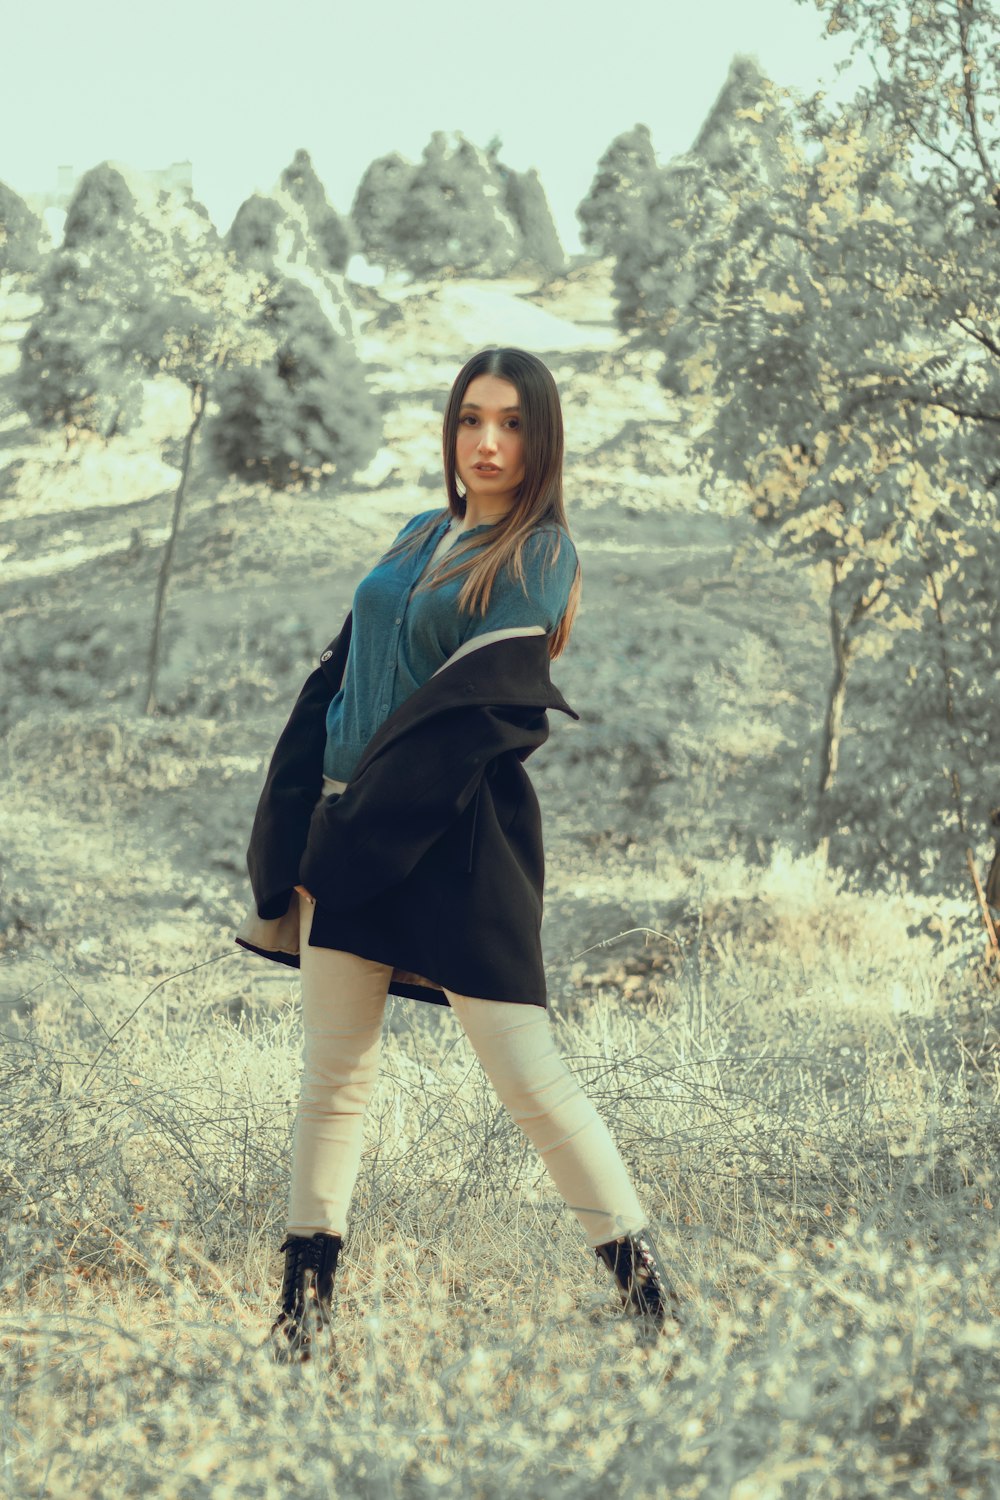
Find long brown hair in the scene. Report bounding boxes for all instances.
[376,347,581,659]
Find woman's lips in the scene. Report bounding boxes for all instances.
[475,465,500,473]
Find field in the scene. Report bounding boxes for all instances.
[2,259,998,1497]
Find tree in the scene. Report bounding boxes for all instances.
[217,183,379,490]
[576,124,659,259]
[227,192,307,268]
[207,274,381,494]
[636,7,1000,892]
[279,147,356,274]
[35,165,281,715]
[350,152,416,272]
[689,53,789,184]
[0,181,44,275]
[609,58,797,364]
[498,164,566,277]
[141,241,278,715]
[16,164,168,441]
[398,130,520,278]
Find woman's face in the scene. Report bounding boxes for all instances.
[455,374,526,511]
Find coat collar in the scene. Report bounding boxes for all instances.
[318,611,579,784]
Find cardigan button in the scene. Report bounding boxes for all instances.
[320,650,333,662]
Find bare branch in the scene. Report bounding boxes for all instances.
[954,0,1000,208]
[908,117,972,181]
[952,314,1000,362]
[848,574,887,629]
[840,380,1000,426]
[923,397,1000,424]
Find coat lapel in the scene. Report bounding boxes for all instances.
[245,607,579,928]
[346,627,580,784]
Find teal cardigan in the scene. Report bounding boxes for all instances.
[322,508,577,782]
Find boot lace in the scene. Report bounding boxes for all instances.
[270,1233,341,1362]
[596,1229,682,1330]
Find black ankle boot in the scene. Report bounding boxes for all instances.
[268,1231,342,1364]
[594,1226,682,1338]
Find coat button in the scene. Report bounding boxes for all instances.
[320,650,333,662]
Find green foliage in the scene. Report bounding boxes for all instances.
[61,165,140,250]
[18,249,146,438]
[0,179,44,274]
[226,192,303,269]
[17,161,275,438]
[350,150,415,271]
[207,275,381,491]
[350,132,561,279]
[147,251,270,393]
[611,11,1000,896]
[607,59,797,360]
[279,147,356,274]
[821,532,997,892]
[497,164,566,276]
[398,130,520,278]
[16,165,168,438]
[12,154,377,499]
[576,123,659,260]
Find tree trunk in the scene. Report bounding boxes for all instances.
[815,559,854,864]
[816,625,851,861]
[819,637,849,798]
[814,560,887,863]
[923,562,966,836]
[143,382,207,716]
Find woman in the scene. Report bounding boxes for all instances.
[236,346,681,1363]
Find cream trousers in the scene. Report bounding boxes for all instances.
[287,822,650,1248]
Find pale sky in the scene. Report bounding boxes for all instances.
[4,0,870,255]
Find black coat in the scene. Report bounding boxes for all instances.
[235,608,580,1008]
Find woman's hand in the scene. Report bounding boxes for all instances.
[294,884,316,904]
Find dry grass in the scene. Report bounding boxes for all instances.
[3,864,998,1499]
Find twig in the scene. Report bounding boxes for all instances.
[954,0,1000,209]
[568,926,686,962]
[76,951,238,1092]
[966,847,999,960]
